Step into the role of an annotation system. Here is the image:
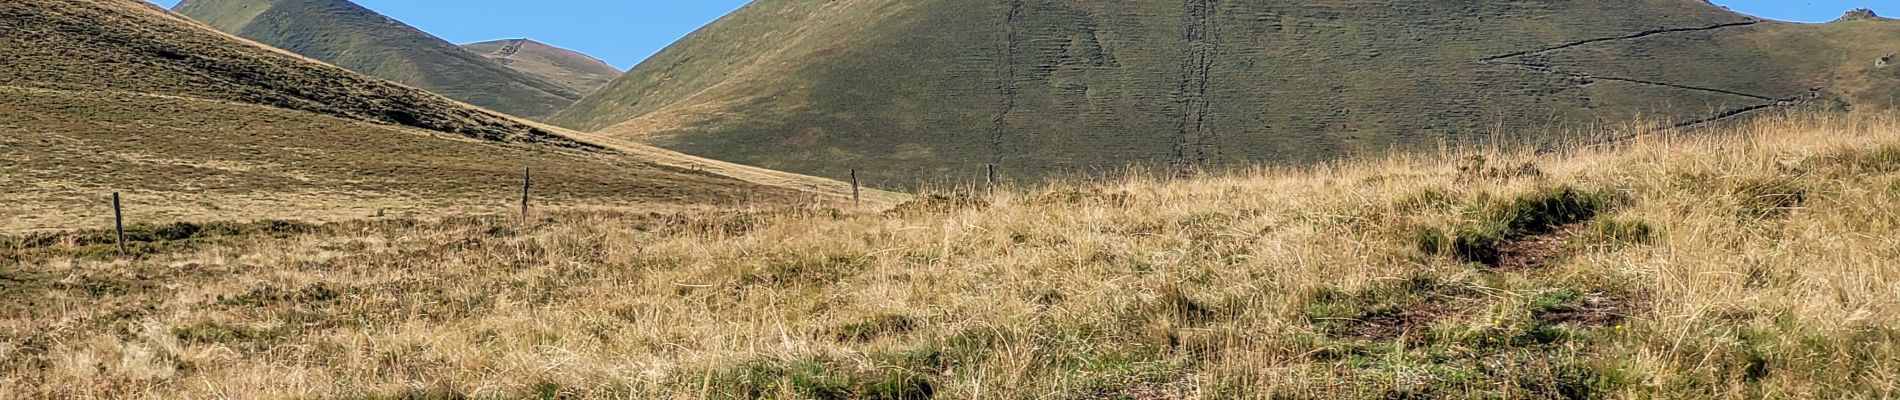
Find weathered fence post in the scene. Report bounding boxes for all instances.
[986,164,998,196]
[851,169,861,205]
[112,192,125,257]
[520,167,532,221]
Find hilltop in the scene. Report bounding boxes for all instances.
[171,0,585,119]
[8,111,1898,398]
[0,0,845,232]
[464,39,622,97]
[553,0,1900,186]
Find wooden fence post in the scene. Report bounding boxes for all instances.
[112,192,125,257]
[986,164,998,195]
[851,169,861,205]
[520,167,531,221]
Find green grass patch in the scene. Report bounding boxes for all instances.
[1734,177,1807,219]
[173,320,288,349]
[1819,143,1900,174]
[830,314,920,342]
[700,356,936,400]
[1577,217,1659,247]
[216,283,343,308]
[740,253,871,287]
[1298,274,1649,399]
[1303,275,1474,339]
[1859,144,1900,172]
[1418,186,1622,266]
[1392,186,1459,214]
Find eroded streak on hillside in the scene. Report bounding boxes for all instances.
[1484,19,1804,131]
[1478,20,1761,62]
[1667,97,1806,129]
[1580,96,1806,149]
[1495,61,1779,101]
[989,0,1027,165]
[1172,0,1221,170]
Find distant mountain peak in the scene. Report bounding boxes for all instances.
[463,38,621,96]
[1840,8,1882,21]
[172,0,582,119]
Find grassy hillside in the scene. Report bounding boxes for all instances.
[172,0,585,119]
[0,0,830,232]
[552,0,1900,187]
[5,0,565,144]
[7,112,1899,398]
[464,39,622,97]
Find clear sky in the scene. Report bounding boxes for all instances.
[145,0,1885,71]
[1715,0,1888,23]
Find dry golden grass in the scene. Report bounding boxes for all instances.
[4,113,1900,399]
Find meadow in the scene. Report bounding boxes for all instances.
[4,113,1899,398]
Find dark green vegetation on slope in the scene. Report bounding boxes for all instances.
[463,39,622,98]
[171,0,585,119]
[553,0,1900,187]
[0,0,808,232]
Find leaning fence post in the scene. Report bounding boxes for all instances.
[851,169,861,205]
[112,192,125,257]
[520,167,532,221]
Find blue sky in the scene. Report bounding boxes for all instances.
[146,0,1885,70]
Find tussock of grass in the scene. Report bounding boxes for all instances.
[1579,217,1660,248]
[1412,185,1622,266]
[5,114,1900,398]
[884,193,990,217]
[1733,177,1809,219]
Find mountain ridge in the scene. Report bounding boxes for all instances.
[172,0,584,119]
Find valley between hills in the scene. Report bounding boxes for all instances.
[2,0,1899,398]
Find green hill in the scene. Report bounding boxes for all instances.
[463,39,622,97]
[171,0,584,119]
[0,0,822,232]
[551,0,1900,186]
